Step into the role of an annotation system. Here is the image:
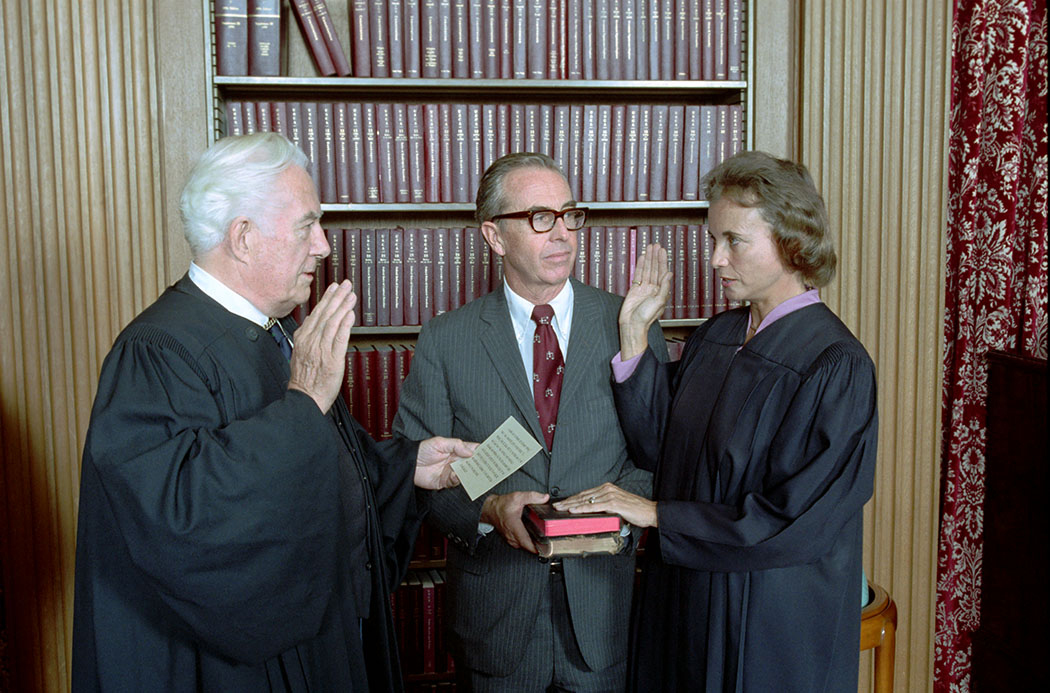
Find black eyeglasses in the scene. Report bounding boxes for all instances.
[489,207,589,232]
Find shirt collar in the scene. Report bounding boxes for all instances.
[503,279,574,343]
[188,262,270,327]
[747,288,822,337]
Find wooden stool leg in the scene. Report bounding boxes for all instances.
[872,623,896,693]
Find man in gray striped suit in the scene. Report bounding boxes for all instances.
[394,152,667,692]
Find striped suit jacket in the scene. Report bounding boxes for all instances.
[393,278,667,676]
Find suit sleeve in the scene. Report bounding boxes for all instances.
[656,344,878,572]
[392,324,488,550]
[83,334,345,665]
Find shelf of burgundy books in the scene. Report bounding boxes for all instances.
[319,200,712,213]
[214,75,747,99]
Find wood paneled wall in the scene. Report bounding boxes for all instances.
[798,2,952,691]
[0,2,203,690]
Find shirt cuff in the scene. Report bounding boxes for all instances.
[611,350,644,383]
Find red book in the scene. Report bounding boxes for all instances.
[343,348,357,419]
[350,0,371,76]
[421,0,440,78]
[636,105,651,200]
[499,0,513,78]
[437,0,454,78]
[480,228,494,293]
[509,103,525,154]
[419,230,435,323]
[301,102,321,190]
[288,0,336,75]
[388,0,404,78]
[613,227,629,296]
[524,104,539,154]
[728,0,743,80]
[423,105,442,202]
[702,0,715,80]
[512,0,527,79]
[408,105,426,202]
[647,0,661,79]
[483,0,500,78]
[657,226,673,319]
[714,0,728,79]
[247,0,280,76]
[609,105,625,201]
[403,228,421,325]
[433,227,450,316]
[354,347,376,435]
[581,0,595,80]
[595,0,610,80]
[482,104,499,175]
[287,100,305,160]
[686,224,701,318]
[673,225,686,317]
[665,105,684,200]
[716,104,730,168]
[375,103,396,202]
[310,0,351,75]
[464,226,481,304]
[682,105,700,200]
[216,1,248,76]
[568,105,584,199]
[659,0,674,80]
[567,0,583,79]
[547,0,559,78]
[335,103,351,203]
[539,104,554,159]
[225,101,244,136]
[635,0,649,79]
[242,102,258,133]
[394,344,413,404]
[553,105,570,175]
[580,105,598,201]
[361,104,382,203]
[439,104,454,201]
[524,503,622,537]
[674,0,688,79]
[256,101,272,132]
[699,105,717,193]
[468,104,484,199]
[648,105,668,201]
[700,223,714,317]
[369,0,390,76]
[451,104,469,202]
[573,219,587,282]
[318,103,337,203]
[375,228,391,325]
[389,228,405,326]
[729,104,743,156]
[404,0,423,77]
[449,228,465,310]
[602,225,616,293]
[419,571,436,673]
[327,227,343,285]
[359,229,377,325]
[688,0,702,79]
[345,228,363,316]
[609,1,623,80]
[497,103,511,159]
[394,104,411,202]
[271,102,289,140]
[623,104,639,200]
[527,0,546,78]
[452,0,470,78]
[588,227,603,290]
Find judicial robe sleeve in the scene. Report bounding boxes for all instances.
[656,343,878,572]
[612,344,684,473]
[82,335,357,665]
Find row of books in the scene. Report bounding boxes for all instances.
[296,226,738,332]
[393,569,454,677]
[225,100,744,203]
[216,0,744,81]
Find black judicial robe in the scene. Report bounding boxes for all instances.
[615,303,877,693]
[72,277,421,692]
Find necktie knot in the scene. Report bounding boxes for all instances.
[531,304,555,326]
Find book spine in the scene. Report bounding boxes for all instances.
[424,104,442,202]
[665,105,684,200]
[609,105,625,201]
[674,0,688,79]
[334,103,350,203]
[595,0,609,80]
[389,228,405,326]
[483,0,500,77]
[635,0,648,80]
[568,105,583,199]
[688,0,701,79]
[702,223,714,316]
[699,105,716,195]
[301,102,321,188]
[345,228,362,320]
[623,104,639,201]
[452,0,469,78]
[716,104,730,168]
[449,228,465,310]
[408,105,426,202]
[510,103,525,154]
[394,104,412,202]
[608,1,622,80]
[673,225,686,317]
[244,101,260,133]
[580,104,598,201]
[438,0,453,78]
[496,103,510,159]
[588,227,603,290]
[729,104,743,156]
[659,226,673,318]
[463,227,480,304]
[469,0,484,78]
[360,229,377,325]
[216,0,249,76]
[378,346,395,439]
[659,0,674,80]
[370,0,390,77]
[613,226,629,296]
[433,228,449,316]
[636,105,650,200]
[622,0,636,80]
[362,103,381,203]
[539,104,553,158]
[288,0,336,75]
[225,101,243,137]
[552,105,570,175]
[728,0,742,80]
[686,224,700,318]
[421,0,439,77]
[420,572,436,674]
[451,104,469,203]
[647,0,661,79]
[404,0,422,77]
[512,0,527,79]
[468,104,484,198]
[419,230,435,323]
[350,0,371,76]
[581,0,595,80]
[602,225,615,292]
[310,0,351,75]
[247,0,280,76]
[714,0,727,79]
[388,0,405,78]
[482,104,498,177]
[376,228,391,325]
[439,104,453,202]
[256,101,272,132]
[566,0,582,79]
[648,104,668,201]
[524,104,539,154]
[270,102,288,139]
[327,227,343,284]
[376,103,396,202]
[347,103,366,202]
[403,228,421,325]
[499,0,513,78]
[546,0,559,78]
[702,0,714,80]
[318,102,337,203]
[682,105,700,201]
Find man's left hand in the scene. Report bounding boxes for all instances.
[415,437,477,489]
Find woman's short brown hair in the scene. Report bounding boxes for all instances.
[703,151,836,288]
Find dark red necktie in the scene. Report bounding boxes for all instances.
[531,304,564,450]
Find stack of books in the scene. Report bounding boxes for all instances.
[523,502,624,558]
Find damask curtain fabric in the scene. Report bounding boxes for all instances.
[936,0,1047,690]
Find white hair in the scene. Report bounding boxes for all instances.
[178,132,310,256]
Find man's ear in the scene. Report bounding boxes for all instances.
[226,216,254,263]
[480,220,506,258]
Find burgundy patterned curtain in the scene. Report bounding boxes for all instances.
[935,0,1047,690]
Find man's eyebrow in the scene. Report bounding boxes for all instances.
[524,201,579,212]
[294,211,322,225]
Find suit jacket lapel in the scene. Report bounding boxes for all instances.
[478,290,546,446]
[560,279,602,410]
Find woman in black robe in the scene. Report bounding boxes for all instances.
[556,151,877,692]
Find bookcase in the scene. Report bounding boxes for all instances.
[204,1,772,688]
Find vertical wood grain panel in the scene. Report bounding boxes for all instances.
[0,2,168,689]
[799,2,951,691]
